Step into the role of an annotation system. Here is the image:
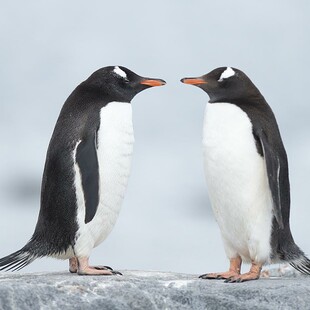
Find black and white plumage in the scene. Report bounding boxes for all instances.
[0,66,166,275]
[181,67,310,282]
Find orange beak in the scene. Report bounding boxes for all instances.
[180,77,206,85]
[140,79,166,87]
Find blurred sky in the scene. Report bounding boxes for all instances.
[0,0,310,275]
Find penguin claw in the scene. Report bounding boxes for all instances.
[224,274,259,283]
[200,271,240,280]
[199,273,219,280]
[80,266,122,275]
[77,269,115,276]
[90,268,122,275]
[225,278,237,283]
[93,265,113,271]
[228,279,239,283]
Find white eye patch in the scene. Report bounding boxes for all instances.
[113,66,127,79]
[218,67,235,82]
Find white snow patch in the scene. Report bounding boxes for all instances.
[163,280,193,288]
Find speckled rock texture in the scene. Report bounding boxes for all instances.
[0,269,310,310]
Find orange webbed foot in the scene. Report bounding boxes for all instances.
[199,256,242,280]
[225,261,262,283]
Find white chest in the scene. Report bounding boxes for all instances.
[202,102,273,262]
[74,102,134,256]
[203,102,257,164]
[96,101,134,222]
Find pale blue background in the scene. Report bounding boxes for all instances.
[0,0,309,274]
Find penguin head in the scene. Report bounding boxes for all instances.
[181,67,259,103]
[82,66,166,103]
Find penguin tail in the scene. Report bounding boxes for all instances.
[0,247,37,272]
[289,255,310,275]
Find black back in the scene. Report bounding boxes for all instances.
[34,83,105,255]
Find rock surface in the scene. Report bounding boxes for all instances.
[0,269,310,310]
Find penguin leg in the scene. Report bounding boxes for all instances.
[225,261,262,283]
[69,257,78,273]
[69,257,114,273]
[199,256,242,280]
[76,257,122,276]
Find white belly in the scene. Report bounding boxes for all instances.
[203,102,273,263]
[74,102,134,257]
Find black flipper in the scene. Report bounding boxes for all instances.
[257,129,289,229]
[76,130,99,224]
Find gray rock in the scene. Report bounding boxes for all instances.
[0,270,310,310]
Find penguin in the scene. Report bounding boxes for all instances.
[181,67,310,282]
[0,66,166,275]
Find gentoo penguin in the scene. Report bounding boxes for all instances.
[181,67,310,282]
[0,66,166,275]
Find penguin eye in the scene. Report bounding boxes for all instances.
[123,78,130,83]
